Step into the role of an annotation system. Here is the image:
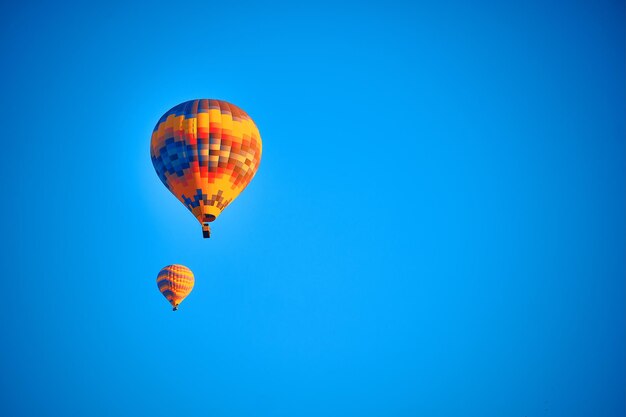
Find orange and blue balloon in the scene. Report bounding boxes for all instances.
[156,264,195,311]
[150,99,262,238]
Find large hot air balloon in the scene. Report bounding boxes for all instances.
[157,264,195,311]
[151,99,262,238]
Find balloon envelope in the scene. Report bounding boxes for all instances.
[150,99,262,238]
[156,264,195,311]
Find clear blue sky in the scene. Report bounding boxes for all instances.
[0,1,623,416]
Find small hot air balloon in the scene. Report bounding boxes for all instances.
[157,264,195,311]
[150,99,262,238]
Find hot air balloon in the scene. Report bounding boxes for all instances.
[157,264,195,311]
[150,99,262,238]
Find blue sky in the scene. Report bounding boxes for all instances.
[0,0,624,416]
